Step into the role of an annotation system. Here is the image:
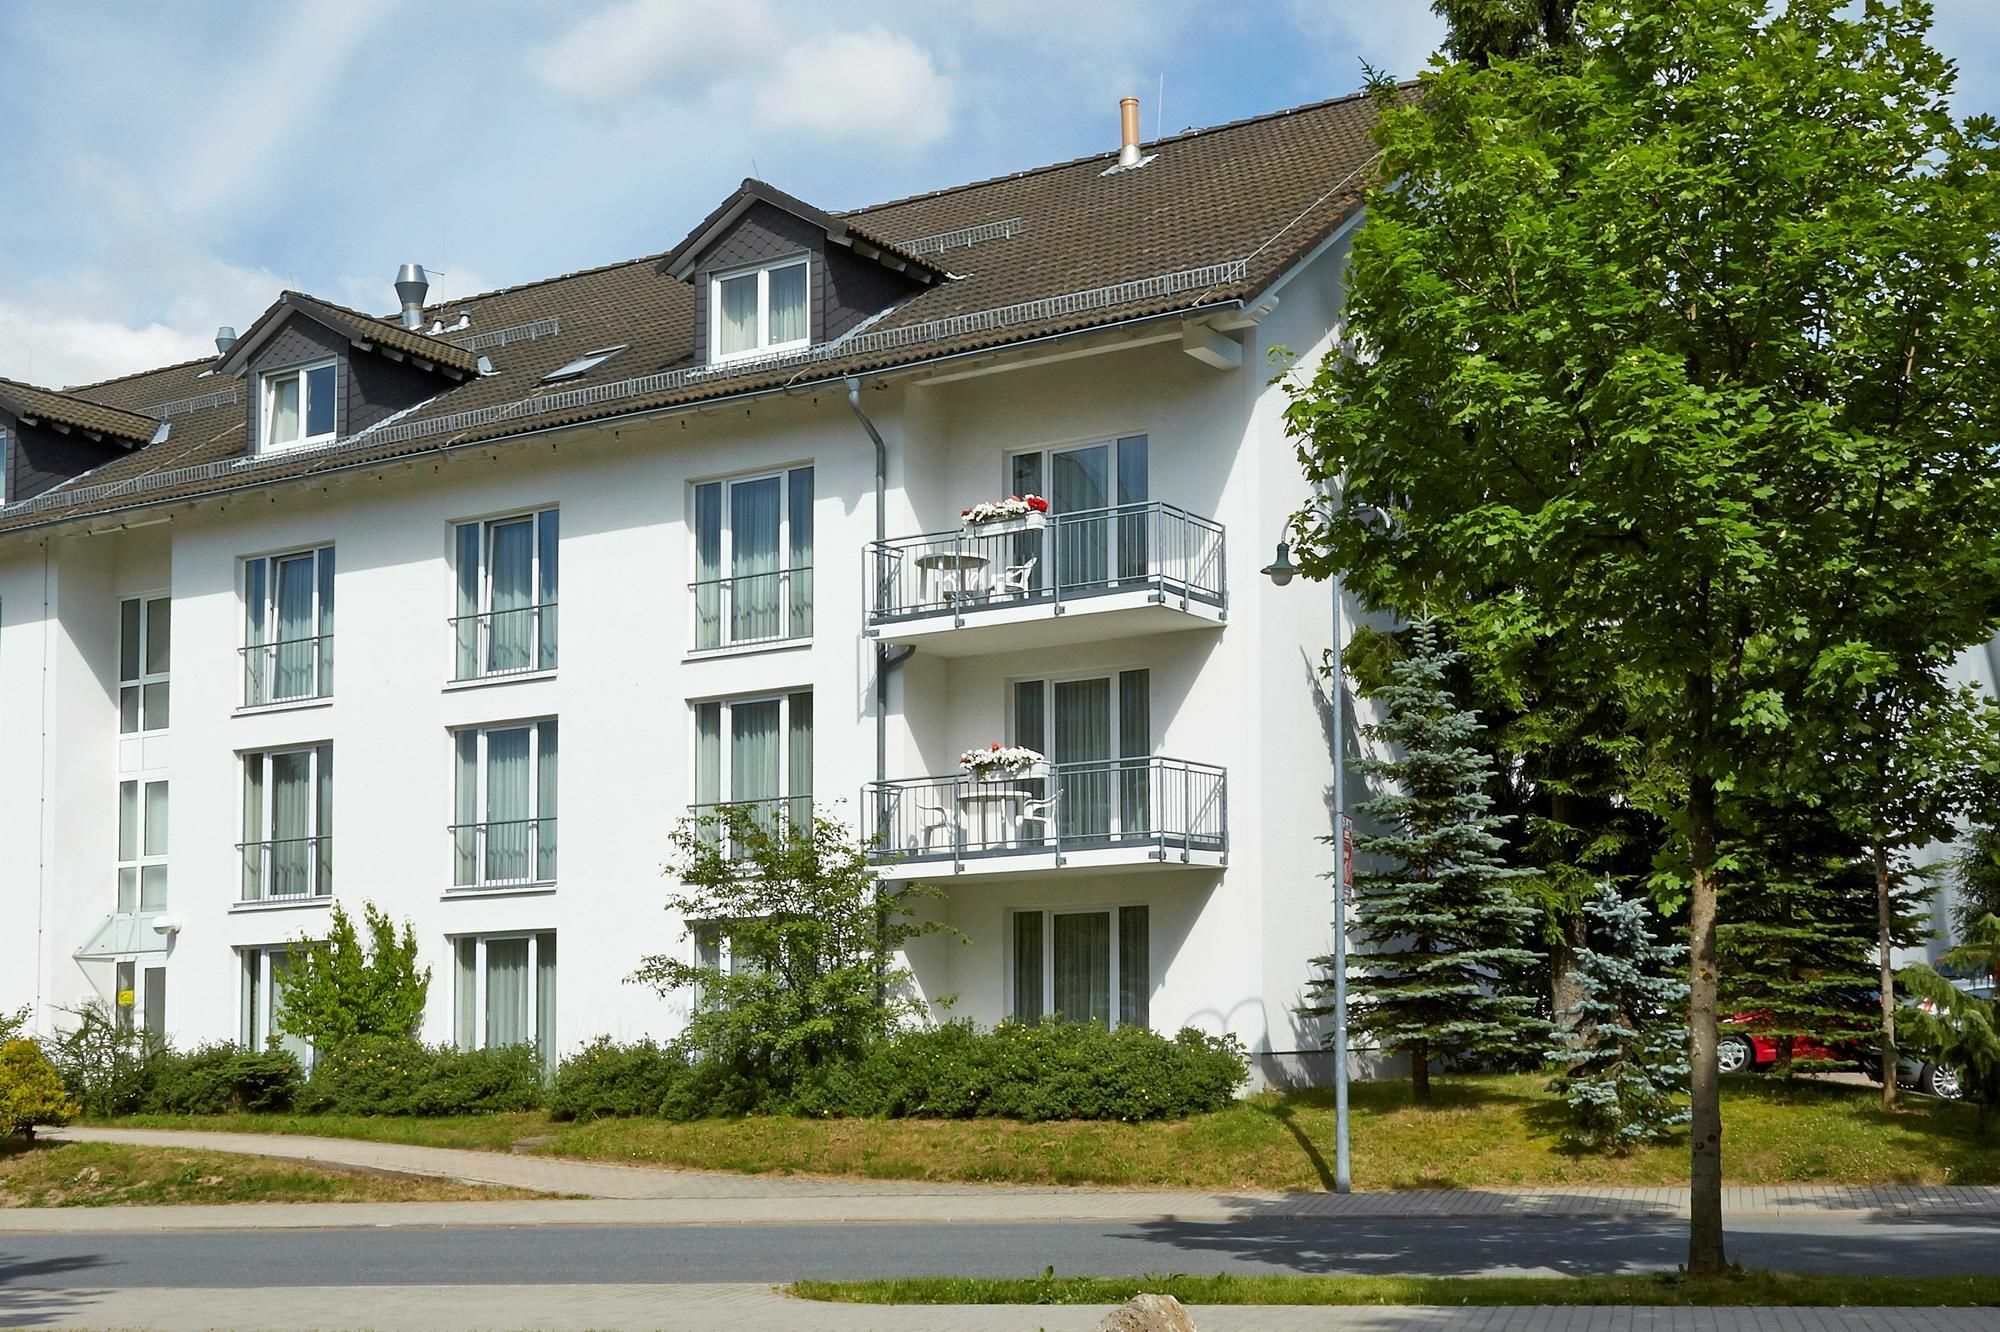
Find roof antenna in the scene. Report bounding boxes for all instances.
[751,156,762,179]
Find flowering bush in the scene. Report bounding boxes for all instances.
[960,743,1044,776]
[960,494,1049,525]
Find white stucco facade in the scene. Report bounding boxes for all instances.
[0,232,1371,1086]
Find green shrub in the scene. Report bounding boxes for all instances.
[143,1044,303,1115]
[2,1038,80,1137]
[549,1038,688,1121]
[299,1037,543,1116]
[44,1002,154,1117]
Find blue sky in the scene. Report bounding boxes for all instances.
[2,1,1996,389]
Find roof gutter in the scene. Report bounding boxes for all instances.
[0,303,1242,544]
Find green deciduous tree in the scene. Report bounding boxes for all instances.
[0,1038,80,1138]
[279,901,431,1053]
[632,807,956,1109]
[1305,619,1548,1104]
[1282,0,2000,1271]
[1547,881,1688,1151]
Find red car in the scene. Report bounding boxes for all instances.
[1718,1001,1963,1099]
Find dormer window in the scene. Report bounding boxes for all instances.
[261,360,337,451]
[712,257,809,361]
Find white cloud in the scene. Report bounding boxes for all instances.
[531,0,778,102]
[0,306,214,392]
[755,28,955,146]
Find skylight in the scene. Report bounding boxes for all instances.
[542,345,627,382]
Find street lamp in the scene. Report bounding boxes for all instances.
[1263,509,1376,1197]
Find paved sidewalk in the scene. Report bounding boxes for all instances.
[33,1125,2000,1233]
[1,1285,1991,1332]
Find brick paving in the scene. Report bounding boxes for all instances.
[2,1284,1990,1331]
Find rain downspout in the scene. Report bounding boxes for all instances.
[845,376,911,791]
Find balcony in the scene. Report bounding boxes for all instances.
[863,756,1227,880]
[240,635,332,708]
[451,605,558,682]
[450,817,557,890]
[238,835,332,903]
[864,502,1225,656]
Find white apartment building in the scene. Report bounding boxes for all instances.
[0,94,1390,1085]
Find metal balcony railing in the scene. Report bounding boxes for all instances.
[450,604,558,680]
[238,835,332,903]
[449,817,557,888]
[689,566,813,649]
[862,756,1226,871]
[865,501,1224,628]
[688,796,813,859]
[240,634,333,707]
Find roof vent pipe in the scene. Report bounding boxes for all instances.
[214,326,237,355]
[395,263,430,331]
[1119,97,1143,168]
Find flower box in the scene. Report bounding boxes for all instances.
[960,495,1050,533]
[960,743,1046,780]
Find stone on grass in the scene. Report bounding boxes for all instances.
[1094,1292,1197,1332]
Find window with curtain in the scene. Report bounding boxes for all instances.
[243,547,333,706]
[239,746,332,902]
[452,721,557,887]
[710,257,810,361]
[1013,670,1150,845]
[240,947,313,1066]
[691,467,813,648]
[118,595,171,734]
[453,510,558,680]
[260,361,338,451]
[1011,905,1150,1029]
[692,692,812,849]
[453,932,558,1071]
[116,778,169,913]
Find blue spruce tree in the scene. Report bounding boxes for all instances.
[1548,882,1690,1150]
[1306,618,1547,1105]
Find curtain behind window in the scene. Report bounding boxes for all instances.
[718,273,757,356]
[731,477,781,642]
[768,263,808,344]
[244,559,268,705]
[694,703,722,807]
[485,729,531,881]
[787,468,813,636]
[453,732,479,886]
[694,483,723,648]
[454,524,481,678]
[786,693,813,829]
[485,939,529,1047]
[536,512,559,670]
[731,700,781,834]
[454,939,476,1050]
[535,935,558,1072]
[241,758,264,901]
[537,721,558,882]
[317,547,336,695]
[1119,669,1152,838]
[1054,678,1111,841]
[270,752,311,898]
[487,519,533,673]
[269,375,301,444]
[274,554,316,699]
[1052,445,1110,591]
[1053,912,1110,1024]
[1012,912,1044,1023]
[1118,906,1150,1029]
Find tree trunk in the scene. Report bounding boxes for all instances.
[1411,1040,1431,1106]
[1551,909,1589,1047]
[1875,843,1898,1113]
[1686,775,1728,1276]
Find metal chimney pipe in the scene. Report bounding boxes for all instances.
[1119,97,1142,168]
[214,326,237,355]
[395,263,430,331]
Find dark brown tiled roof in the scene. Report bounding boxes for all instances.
[0,376,161,446]
[0,89,1391,535]
[664,177,949,282]
[218,291,483,377]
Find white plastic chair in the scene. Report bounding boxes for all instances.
[998,556,1037,599]
[1017,794,1058,847]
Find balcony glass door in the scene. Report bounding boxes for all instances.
[1009,436,1148,597]
[1053,678,1111,842]
[730,477,781,643]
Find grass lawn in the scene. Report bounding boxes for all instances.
[103,1074,2000,1191]
[0,1138,545,1207]
[788,1272,2000,1307]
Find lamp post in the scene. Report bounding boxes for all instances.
[1261,533,1352,1195]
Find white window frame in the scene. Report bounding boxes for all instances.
[240,745,333,902]
[119,593,171,735]
[240,946,314,1066]
[116,776,170,914]
[451,720,557,889]
[259,358,339,452]
[243,546,335,705]
[452,508,559,679]
[1007,903,1150,1029]
[708,256,810,362]
[451,931,556,1059]
[690,691,813,809]
[689,465,814,649]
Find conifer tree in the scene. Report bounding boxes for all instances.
[1305,619,1547,1104]
[1548,882,1688,1151]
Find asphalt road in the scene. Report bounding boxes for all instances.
[3,1215,1996,1290]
